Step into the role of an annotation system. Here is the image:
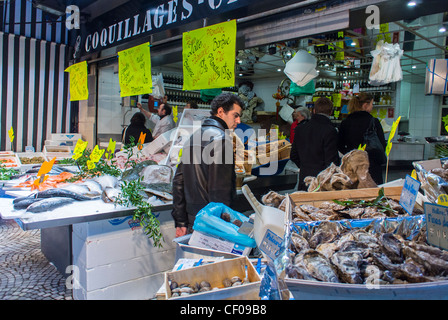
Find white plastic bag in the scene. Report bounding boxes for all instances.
[151,73,165,99]
[369,41,403,86]
[284,50,318,87]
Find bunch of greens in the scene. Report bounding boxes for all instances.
[0,167,19,180]
[114,137,164,248]
[333,187,395,215]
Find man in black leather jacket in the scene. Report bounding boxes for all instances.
[171,93,244,237]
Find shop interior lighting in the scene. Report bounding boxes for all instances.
[412,65,417,69]
[439,26,447,33]
[407,1,417,7]
[277,68,282,72]
[350,41,356,46]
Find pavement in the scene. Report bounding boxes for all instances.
[0,218,72,300]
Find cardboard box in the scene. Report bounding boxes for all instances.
[165,256,261,300]
[173,234,241,261]
[188,231,251,256]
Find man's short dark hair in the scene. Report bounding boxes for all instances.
[314,97,333,115]
[210,93,244,116]
[162,103,172,115]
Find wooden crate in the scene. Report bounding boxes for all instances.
[165,256,261,300]
[289,186,403,207]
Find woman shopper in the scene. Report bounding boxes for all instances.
[338,93,387,185]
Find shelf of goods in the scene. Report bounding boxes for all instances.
[162,73,238,110]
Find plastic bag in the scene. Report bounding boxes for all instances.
[193,202,256,248]
[289,80,315,96]
[283,50,318,87]
[152,73,165,100]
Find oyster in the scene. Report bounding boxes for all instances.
[295,249,340,283]
[331,251,364,284]
[291,233,310,253]
[379,233,403,264]
[308,221,341,248]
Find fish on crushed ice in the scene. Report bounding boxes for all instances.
[35,188,94,201]
[26,197,75,213]
[93,175,119,190]
[13,196,43,210]
[101,187,121,203]
[81,180,103,195]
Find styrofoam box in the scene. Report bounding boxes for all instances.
[141,128,175,156]
[173,234,241,261]
[51,133,82,141]
[16,152,48,172]
[72,210,177,300]
[188,230,252,256]
[43,145,72,159]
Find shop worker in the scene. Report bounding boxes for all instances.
[290,97,340,191]
[171,93,244,237]
[137,101,175,139]
[122,112,154,145]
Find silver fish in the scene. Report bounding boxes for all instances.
[93,175,119,190]
[26,197,75,213]
[13,197,43,210]
[35,188,93,201]
[81,180,103,194]
[101,187,121,203]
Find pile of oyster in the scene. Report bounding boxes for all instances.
[262,190,422,222]
[287,220,448,284]
[169,276,249,298]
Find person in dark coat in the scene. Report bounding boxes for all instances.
[338,93,387,185]
[171,93,244,237]
[122,112,154,145]
[290,97,340,191]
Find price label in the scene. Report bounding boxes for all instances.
[137,132,146,150]
[8,127,14,143]
[90,145,105,163]
[86,160,96,170]
[424,202,448,251]
[73,139,88,160]
[105,138,116,160]
[399,174,421,215]
[37,157,56,177]
[258,229,283,261]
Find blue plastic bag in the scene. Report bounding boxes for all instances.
[193,202,256,248]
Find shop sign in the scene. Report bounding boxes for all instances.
[72,0,250,58]
[424,202,448,251]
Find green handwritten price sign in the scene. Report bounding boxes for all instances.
[182,20,236,90]
[118,42,152,97]
[65,61,89,101]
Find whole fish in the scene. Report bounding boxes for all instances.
[61,184,101,198]
[81,180,103,194]
[35,188,94,201]
[26,197,75,213]
[93,175,119,190]
[13,196,43,210]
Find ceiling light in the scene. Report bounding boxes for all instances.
[351,42,356,46]
[237,60,243,64]
[439,27,447,33]
[407,1,417,7]
[277,68,282,72]
[412,65,417,69]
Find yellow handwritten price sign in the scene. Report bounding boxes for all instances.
[437,194,448,206]
[90,145,105,163]
[118,42,152,97]
[173,105,178,123]
[386,116,401,157]
[8,127,14,143]
[183,20,236,90]
[65,61,89,101]
[358,144,366,151]
[105,138,116,160]
[72,139,88,160]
